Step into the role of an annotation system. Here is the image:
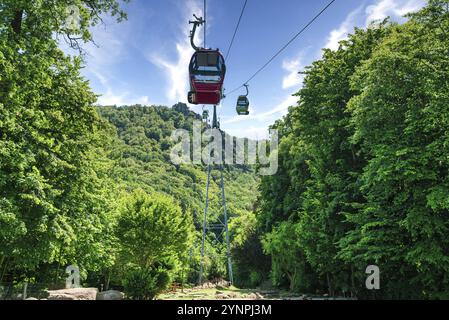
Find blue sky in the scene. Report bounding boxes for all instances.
[76,0,426,139]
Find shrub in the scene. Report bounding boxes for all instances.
[123,267,171,300]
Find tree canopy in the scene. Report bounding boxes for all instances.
[255,0,449,299]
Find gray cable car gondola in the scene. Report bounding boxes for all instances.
[236,84,250,115]
[202,109,209,120]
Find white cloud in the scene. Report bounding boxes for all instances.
[223,94,298,125]
[260,94,298,119]
[60,14,149,107]
[282,57,305,90]
[222,95,298,139]
[325,6,363,51]
[86,25,126,67]
[150,43,194,104]
[148,0,204,104]
[225,126,271,140]
[324,0,426,52]
[365,0,426,25]
[97,89,150,106]
[75,13,133,75]
[89,68,151,106]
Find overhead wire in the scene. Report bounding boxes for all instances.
[225,0,249,61]
[204,0,207,48]
[225,0,337,96]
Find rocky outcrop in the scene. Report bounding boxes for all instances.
[96,290,125,301]
[47,288,98,300]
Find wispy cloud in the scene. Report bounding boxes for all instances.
[91,69,150,106]
[223,95,298,139]
[325,6,363,51]
[225,126,272,140]
[282,56,305,90]
[365,0,426,25]
[85,23,127,67]
[96,89,150,106]
[65,14,152,106]
[226,52,306,129]
[223,94,298,125]
[325,0,426,51]
[149,43,194,104]
[148,0,204,104]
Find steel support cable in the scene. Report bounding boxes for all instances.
[204,0,207,48]
[225,0,249,61]
[225,0,337,96]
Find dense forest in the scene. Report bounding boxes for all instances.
[253,1,449,299]
[0,0,259,299]
[1,99,260,297]
[1,0,449,300]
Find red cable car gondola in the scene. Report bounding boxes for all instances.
[188,49,226,105]
[187,15,226,105]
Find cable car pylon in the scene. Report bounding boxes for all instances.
[199,105,234,286]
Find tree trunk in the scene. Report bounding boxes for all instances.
[0,256,4,283]
[326,272,334,297]
[11,10,24,35]
[0,257,8,283]
[350,265,357,298]
[105,270,111,291]
[287,271,297,292]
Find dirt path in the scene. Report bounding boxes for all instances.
[157,283,353,300]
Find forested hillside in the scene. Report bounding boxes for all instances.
[1,101,260,297]
[254,1,449,299]
[97,104,260,286]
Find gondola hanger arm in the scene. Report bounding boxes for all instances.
[189,15,204,51]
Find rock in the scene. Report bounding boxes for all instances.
[246,292,264,300]
[47,288,98,300]
[47,293,76,300]
[96,290,125,301]
[247,293,257,300]
[216,280,230,288]
[227,292,238,299]
[215,290,239,300]
[25,297,38,300]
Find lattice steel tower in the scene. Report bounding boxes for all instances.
[198,105,233,285]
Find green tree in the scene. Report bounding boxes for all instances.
[0,0,128,284]
[116,189,193,268]
[262,222,315,292]
[257,0,449,299]
[340,0,449,298]
[115,189,194,298]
